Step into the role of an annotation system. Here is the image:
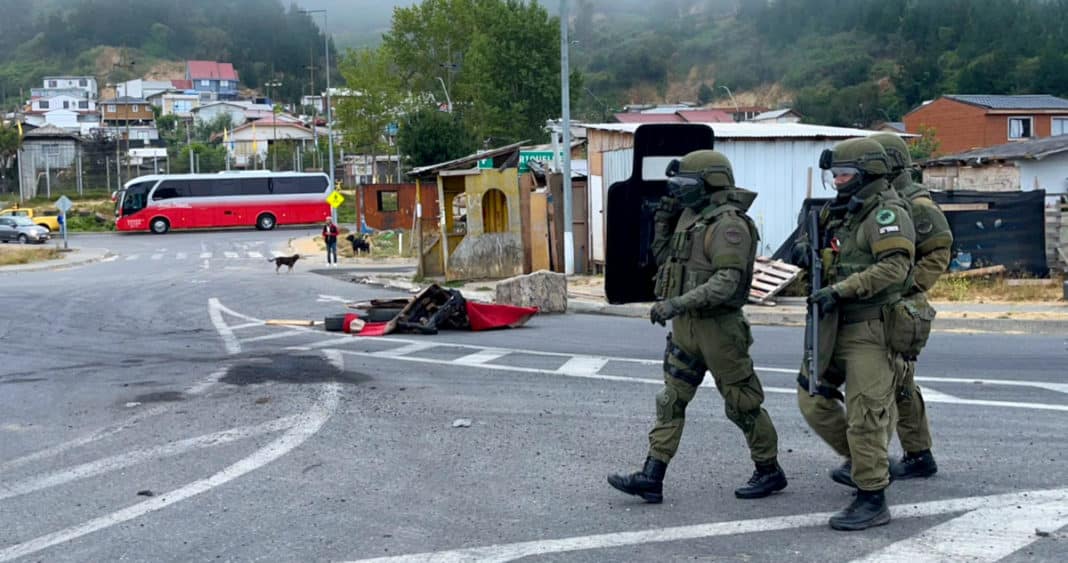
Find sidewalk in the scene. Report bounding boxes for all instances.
[0,246,112,274]
[350,272,1068,335]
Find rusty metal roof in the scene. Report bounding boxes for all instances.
[408,140,529,178]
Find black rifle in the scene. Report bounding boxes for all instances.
[804,209,821,396]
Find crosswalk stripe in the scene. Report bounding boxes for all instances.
[248,251,264,259]
[151,254,163,260]
[176,252,187,260]
[373,342,438,358]
[453,349,510,365]
[200,252,213,259]
[555,356,610,376]
[224,251,239,259]
[125,255,139,261]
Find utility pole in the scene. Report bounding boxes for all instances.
[560,0,574,274]
[303,8,337,224]
[266,80,283,170]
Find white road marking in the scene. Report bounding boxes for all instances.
[0,383,341,562]
[373,342,439,358]
[239,330,308,343]
[317,294,348,303]
[248,251,264,259]
[0,367,229,472]
[916,387,959,402]
[101,255,118,263]
[0,415,300,501]
[229,321,266,331]
[124,254,139,261]
[453,349,510,366]
[175,252,187,260]
[200,252,213,259]
[916,375,1068,395]
[201,259,209,271]
[555,356,609,376]
[208,298,241,354]
[344,487,1068,563]
[855,499,1068,563]
[151,253,163,260]
[287,336,359,350]
[271,250,286,257]
[224,251,239,259]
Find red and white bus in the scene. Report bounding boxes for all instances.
[114,171,332,234]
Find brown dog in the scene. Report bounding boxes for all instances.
[268,254,301,273]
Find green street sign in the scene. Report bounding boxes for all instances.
[478,150,558,173]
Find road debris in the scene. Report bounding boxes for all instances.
[452,418,472,428]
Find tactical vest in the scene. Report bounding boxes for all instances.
[824,183,910,313]
[655,200,757,312]
[898,179,953,259]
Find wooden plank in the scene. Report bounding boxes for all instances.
[1006,279,1056,287]
[751,279,780,292]
[265,319,319,326]
[944,265,1007,279]
[940,203,990,212]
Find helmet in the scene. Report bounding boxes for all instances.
[665,150,734,208]
[818,138,890,193]
[869,133,911,174]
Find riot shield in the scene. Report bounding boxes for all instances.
[605,123,714,304]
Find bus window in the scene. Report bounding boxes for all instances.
[300,176,328,193]
[240,178,269,195]
[188,179,215,197]
[153,180,188,200]
[271,177,301,194]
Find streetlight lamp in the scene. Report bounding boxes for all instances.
[720,85,740,120]
[301,8,337,224]
[265,80,283,170]
[435,77,453,113]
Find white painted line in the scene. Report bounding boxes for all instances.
[101,255,118,263]
[239,330,308,344]
[916,376,1068,395]
[150,253,163,260]
[855,498,1068,563]
[373,342,439,358]
[317,294,348,303]
[555,356,609,376]
[289,336,359,350]
[916,387,959,402]
[208,297,241,355]
[453,349,510,366]
[124,254,139,261]
[0,415,299,501]
[175,252,187,260]
[200,252,212,259]
[248,251,264,259]
[271,250,286,257]
[224,251,239,259]
[0,383,341,563]
[0,367,229,472]
[229,321,266,331]
[344,487,1068,563]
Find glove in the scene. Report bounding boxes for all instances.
[654,196,680,224]
[650,299,682,326]
[791,240,812,269]
[807,286,840,315]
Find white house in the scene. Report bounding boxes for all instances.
[115,79,174,100]
[749,108,803,124]
[585,122,888,261]
[41,76,97,98]
[227,116,324,168]
[160,93,201,118]
[192,101,274,126]
[31,94,95,113]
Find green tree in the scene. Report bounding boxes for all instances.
[336,45,404,180]
[0,123,22,179]
[398,106,478,168]
[909,125,941,162]
[697,83,714,105]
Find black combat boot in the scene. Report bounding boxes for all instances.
[831,459,856,488]
[829,488,891,531]
[890,449,938,480]
[734,460,788,499]
[607,457,667,503]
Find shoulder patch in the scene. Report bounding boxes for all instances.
[723,226,744,245]
[916,221,934,235]
[875,209,896,226]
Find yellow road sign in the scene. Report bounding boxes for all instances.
[326,191,345,208]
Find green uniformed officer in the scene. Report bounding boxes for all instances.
[608,150,786,503]
[871,132,953,480]
[795,138,915,530]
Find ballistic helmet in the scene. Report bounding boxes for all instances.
[665,150,735,208]
[818,138,891,193]
[869,133,911,174]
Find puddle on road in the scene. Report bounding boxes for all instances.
[222,354,370,386]
[132,391,187,403]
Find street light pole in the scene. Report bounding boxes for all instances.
[720,85,740,121]
[266,80,283,170]
[560,0,574,275]
[304,9,337,224]
[436,77,453,113]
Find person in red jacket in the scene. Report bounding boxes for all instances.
[322,217,339,267]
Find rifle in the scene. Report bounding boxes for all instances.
[804,209,821,396]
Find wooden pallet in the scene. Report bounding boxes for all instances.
[749,257,802,306]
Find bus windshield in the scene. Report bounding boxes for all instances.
[119,181,155,216]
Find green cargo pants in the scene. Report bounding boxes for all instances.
[648,311,779,465]
[797,318,897,491]
[895,359,933,453]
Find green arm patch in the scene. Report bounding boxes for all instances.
[876,209,896,225]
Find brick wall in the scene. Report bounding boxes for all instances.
[905,98,987,155]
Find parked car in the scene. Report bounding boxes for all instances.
[0,216,51,244]
[0,207,61,232]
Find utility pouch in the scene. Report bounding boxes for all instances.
[883,293,936,358]
[654,260,685,299]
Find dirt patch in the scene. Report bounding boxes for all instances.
[222,355,370,386]
[928,273,1066,303]
[0,246,64,266]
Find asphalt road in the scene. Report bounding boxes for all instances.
[1,231,1066,562]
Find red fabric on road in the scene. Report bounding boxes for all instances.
[465,302,538,331]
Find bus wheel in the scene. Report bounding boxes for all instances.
[150,218,170,234]
[256,213,276,231]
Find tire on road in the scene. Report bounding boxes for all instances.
[256,213,276,231]
[18,234,28,244]
[150,217,170,234]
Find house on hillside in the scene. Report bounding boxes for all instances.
[160,93,201,118]
[17,125,83,199]
[40,76,97,99]
[904,94,1068,155]
[227,117,323,168]
[100,98,158,145]
[749,108,803,124]
[186,61,239,100]
[192,101,279,126]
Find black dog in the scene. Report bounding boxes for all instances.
[268,254,301,273]
[346,233,371,255]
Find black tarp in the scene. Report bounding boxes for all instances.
[772,190,1049,276]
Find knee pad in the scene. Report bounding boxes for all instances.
[656,387,688,424]
[722,376,764,414]
[724,403,760,433]
[663,334,706,387]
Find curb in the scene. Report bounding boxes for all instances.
[0,248,113,274]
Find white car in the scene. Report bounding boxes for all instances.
[0,216,51,244]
